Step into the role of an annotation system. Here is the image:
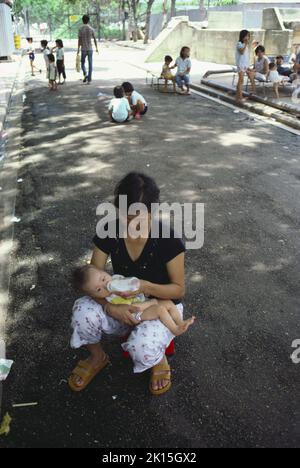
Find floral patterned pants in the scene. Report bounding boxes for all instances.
[71,296,183,373]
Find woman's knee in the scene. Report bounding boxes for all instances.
[71,297,105,348]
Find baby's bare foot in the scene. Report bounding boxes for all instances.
[174,316,196,336]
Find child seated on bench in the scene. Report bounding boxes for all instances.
[161,55,176,93]
[172,46,192,95]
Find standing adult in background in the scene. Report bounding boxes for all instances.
[77,14,99,84]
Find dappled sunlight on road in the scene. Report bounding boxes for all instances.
[218,129,272,148]
[250,257,292,273]
[2,44,300,448]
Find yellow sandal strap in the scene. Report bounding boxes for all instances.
[71,366,92,380]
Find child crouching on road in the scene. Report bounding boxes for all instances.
[108,86,132,123]
[122,82,148,120]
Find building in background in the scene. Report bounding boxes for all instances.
[0,0,14,58]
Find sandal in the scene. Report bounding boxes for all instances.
[68,354,110,392]
[149,361,171,396]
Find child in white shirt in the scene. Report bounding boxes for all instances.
[122,82,148,120]
[47,54,57,91]
[52,39,66,84]
[40,40,50,73]
[172,47,192,94]
[268,62,289,99]
[108,86,132,123]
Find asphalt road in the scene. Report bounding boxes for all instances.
[0,44,300,448]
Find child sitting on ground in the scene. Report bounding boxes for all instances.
[268,62,289,99]
[47,54,58,91]
[161,55,176,93]
[122,82,148,120]
[72,265,195,336]
[172,46,192,95]
[108,86,132,123]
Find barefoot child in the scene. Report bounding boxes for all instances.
[73,266,195,336]
[122,82,148,120]
[47,54,58,91]
[161,55,176,93]
[108,86,132,123]
[173,47,191,94]
[267,62,289,99]
[235,30,251,102]
[26,37,42,76]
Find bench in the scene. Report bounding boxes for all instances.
[146,70,176,93]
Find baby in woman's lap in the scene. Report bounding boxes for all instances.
[72,265,195,336]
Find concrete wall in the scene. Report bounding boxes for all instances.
[145,16,292,65]
[149,4,300,40]
[207,11,243,30]
[264,28,294,54]
[262,7,285,29]
[262,7,300,44]
[145,18,265,64]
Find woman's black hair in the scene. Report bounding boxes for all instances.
[55,39,64,48]
[165,55,173,62]
[180,46,190,58]
[72,265,94,292]
[82,14,90,24]
[48,53,55,63]
[239,30,249,43]
[41,40,48,48]
[114,172,160,212]
[114,86,124,98]
[255,45,265,54]
[122,82,134,93]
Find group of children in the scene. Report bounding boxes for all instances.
[235,30,298,101]
[108,46,192,124]
[160,46,192,94]
[108,82,148,123]
[27,38,66,91]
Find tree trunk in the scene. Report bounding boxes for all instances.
[120,0,126,41]
[130,0,139,42]
[171,0,176,18]
[143,0,154,44]
[95,1,101,40]
[162,0,168,29]
[199,0,207,22]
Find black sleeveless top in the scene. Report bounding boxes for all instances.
[93,221,185,304]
